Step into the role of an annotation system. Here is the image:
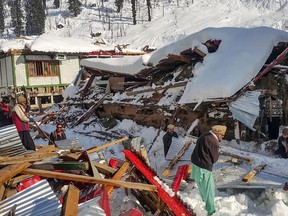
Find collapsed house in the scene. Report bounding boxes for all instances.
[66,27,288,142]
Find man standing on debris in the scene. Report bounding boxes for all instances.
[162,124,178,158]
[0,96,13,127]
[190,125,227,216]
[275,127,288,158]
[49,123,67,145]
[12,95,36,150]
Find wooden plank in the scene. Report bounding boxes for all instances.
[61,184,80,216]
[0,152,59,165]
[60,153,80,161]
[107,161,130,195]
[21,168,156,192]
[219,151,253,163]
[87,137,129,154]
[71,92,108,127]
[9,174,33,185]
[0,163,31,185]
[140,145,150,166]
[193,47,206,57]
[31,162,89,171]
[242,164,267,182]
[92,161,117,177]
[0,184,5,200]
[162,140,194,177]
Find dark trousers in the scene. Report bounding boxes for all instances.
[275,145,288,158]
[18,131,36,150]
[267,117,281,140]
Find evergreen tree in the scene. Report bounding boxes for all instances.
[25,0,46,36]
[43,0,46,8]
[146,0,151,21]
[0,0,4,34]
[68,0,82,17]
[53,0,60,8]
[115,0,123,13]
[11,0,24,37]
[131,0,136,25]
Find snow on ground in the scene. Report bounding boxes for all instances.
[34,114,288,216]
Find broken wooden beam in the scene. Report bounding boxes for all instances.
[0,152,59,165]
[61,184,80,216]
[162,140,194,177]
[87,137,129,154]
[242,164,267,182]
[219,151,253,163]
[71,92,108,127]
[92,161,117,177]
[107,161,130,195]
[0,163,31,185]
[21,168,157,192]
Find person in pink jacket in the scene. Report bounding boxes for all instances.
[12,95,35,150]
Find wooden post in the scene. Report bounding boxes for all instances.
[61,184,80,216]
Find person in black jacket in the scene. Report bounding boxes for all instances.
[0,96,13,127]
[190,125,227,216]
[162,124,178,157]
[275,127,288,158]
[49,123,67,145]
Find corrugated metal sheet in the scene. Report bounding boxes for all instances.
[0,180,61,216]
[229,90,261,131]
[165,137,196,161]
[0,125,27,156]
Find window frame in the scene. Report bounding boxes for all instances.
[27,60,60,77]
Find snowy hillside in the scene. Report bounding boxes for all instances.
[45,0,288,48]
[2,0,288,49]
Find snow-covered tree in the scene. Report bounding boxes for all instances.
[68,0,82,17]
[11,0,24,37]
[53,0,60,8]
[131,0,136,25]
[0,0,4,34]
[115,0,123,13]
[25,0,46,36]
[147,0,151,21]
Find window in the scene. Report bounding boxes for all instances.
[27,61,59,77]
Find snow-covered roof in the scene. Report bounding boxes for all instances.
[80,26,288,104]
[0,35,115,54]
[28,34,103,53]
[0,38,33,52]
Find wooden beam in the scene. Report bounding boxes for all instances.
[219,151,253,163]
[242,164,267,182]
[87,137,129,154]
[0,163,31,185]
[162,140,194,177]
[21,168,156,192]
[0,152,59,165]
[107,161,130,195]
[61,184,80,216]
[92,161,117,177]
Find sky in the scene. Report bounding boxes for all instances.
[2,0,288,215]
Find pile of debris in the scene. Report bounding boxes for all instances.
[0,125,197,216]
[64,28,288,144]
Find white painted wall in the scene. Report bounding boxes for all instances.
[14,55,27,86]
[3,54,80,88]
[59,56,80,84]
